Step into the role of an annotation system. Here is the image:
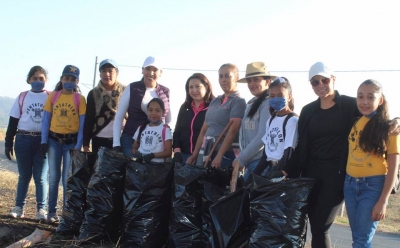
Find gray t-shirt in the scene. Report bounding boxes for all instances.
[204,91,246,150]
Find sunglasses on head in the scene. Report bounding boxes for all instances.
[310,77,331,87]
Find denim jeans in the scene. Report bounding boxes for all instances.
[243,159,260,182]
[344,174,385,248]
[120,132,134,157]
[181,153,191,164]
[14,134,48,210]
[47,138,76,213]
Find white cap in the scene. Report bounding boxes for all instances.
[142,56,162,70]
[308,62,334,80]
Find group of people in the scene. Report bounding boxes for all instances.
[5,56,399,248]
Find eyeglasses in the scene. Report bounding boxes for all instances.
[310,77,331,87]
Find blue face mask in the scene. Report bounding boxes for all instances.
[269,97,286,111]
[365,111,377,118]
[63,82,77,91]
[31,81,45,91]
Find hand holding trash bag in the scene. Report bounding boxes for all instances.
[40,144,48,159]
[143,153,155,163]
[172,152,183,163]
[113,146,122,152]
[265,170,286,180]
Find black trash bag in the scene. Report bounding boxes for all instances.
[123,161,174,247]
[78,147,129,242]
[57,150,96,234]
[168,163,207,248]
[202,167,232,246]
[248,175,315,247]
[209,188,252,248]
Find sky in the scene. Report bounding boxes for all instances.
[1,0,400,128]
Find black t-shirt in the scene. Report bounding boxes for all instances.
[307,104,348,167]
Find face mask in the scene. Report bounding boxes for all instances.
[63,82,77,91]
[31,81,45,91]
[269,97,286,112]
[365,111,377,118]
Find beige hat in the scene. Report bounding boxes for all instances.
[238,62,276,82]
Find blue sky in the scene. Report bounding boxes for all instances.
[1,0,400,126]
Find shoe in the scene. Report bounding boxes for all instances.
[36,209,48,221]
[47,212,60,223]
[9,206,24,218]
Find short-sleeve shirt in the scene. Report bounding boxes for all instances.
[9,91,49,132]
[43,92,86,134]
[347,116,400,177]
[262,115,299,161]
[133,123,172,163]
[204,92,246,148]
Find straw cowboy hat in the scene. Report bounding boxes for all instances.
[238,62,276,82]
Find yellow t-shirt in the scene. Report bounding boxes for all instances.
[43,92,86,134]
[347,116,400,177]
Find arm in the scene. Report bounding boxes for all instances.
[5,117,19,160]
[83,91,95,151]
[154,139,172,158]
[41,111,51,144]
[132,140,139,154]
[388,118,400,135]
[186,120,208,165]
[75,114,85,150]
[372,153,399,221]
[172,104,185,153]
[211,118,242,168]
[113,86,130,147]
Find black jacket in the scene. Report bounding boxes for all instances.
[173,102,208,154]
[284,91,360,177]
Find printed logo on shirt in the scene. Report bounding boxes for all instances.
[267,127,284,152]
[140,130,162,153]
[349,128,371,163]
[26,102,45,124]
[53,103,77,126]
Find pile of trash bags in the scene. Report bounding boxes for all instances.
[58,148,315,247]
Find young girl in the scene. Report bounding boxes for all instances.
[6,66,50,220]
[344,79,399,247]
[132,98,172,163]
[254,77,298,178]
[41,65,86,223]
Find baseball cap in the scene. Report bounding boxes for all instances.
[62,65,80,79]
[142,56,161,70]
[99,59,118,71]
[308,62,334,80]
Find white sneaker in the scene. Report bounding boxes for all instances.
[9,206,24,218]
[36,209,48,221]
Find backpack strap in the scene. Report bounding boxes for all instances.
[18,91,29,116]
[282,113,298,139]
[268,114,276,127]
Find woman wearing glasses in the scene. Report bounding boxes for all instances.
[277,62,398,247]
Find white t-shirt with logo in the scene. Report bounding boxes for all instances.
[133,123,172,163]
[9,91,49,132]
[262,115,298,161]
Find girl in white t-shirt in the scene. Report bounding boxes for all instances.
[132,98,172,163]
[254,77,299,178]
[5,66,50,221]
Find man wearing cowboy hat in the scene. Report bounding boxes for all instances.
[234,62,276,182]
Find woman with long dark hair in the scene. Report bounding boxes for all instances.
[172,73,214,163]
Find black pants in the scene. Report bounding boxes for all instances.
[303,166,345,248]
[92,136,113,153]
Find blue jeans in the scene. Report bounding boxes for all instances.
[14,134,48,210]
[243,159,260,182]
[121,132,134,157]
[181,153,191,164]
[344,174,385,248]
[47,138,76,213]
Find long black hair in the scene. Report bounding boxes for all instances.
[247,76,271,118]
[137,98,165,144]
[268,77,294,115]
[358,79,389,156]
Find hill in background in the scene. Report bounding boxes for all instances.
[0,96,15,129]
